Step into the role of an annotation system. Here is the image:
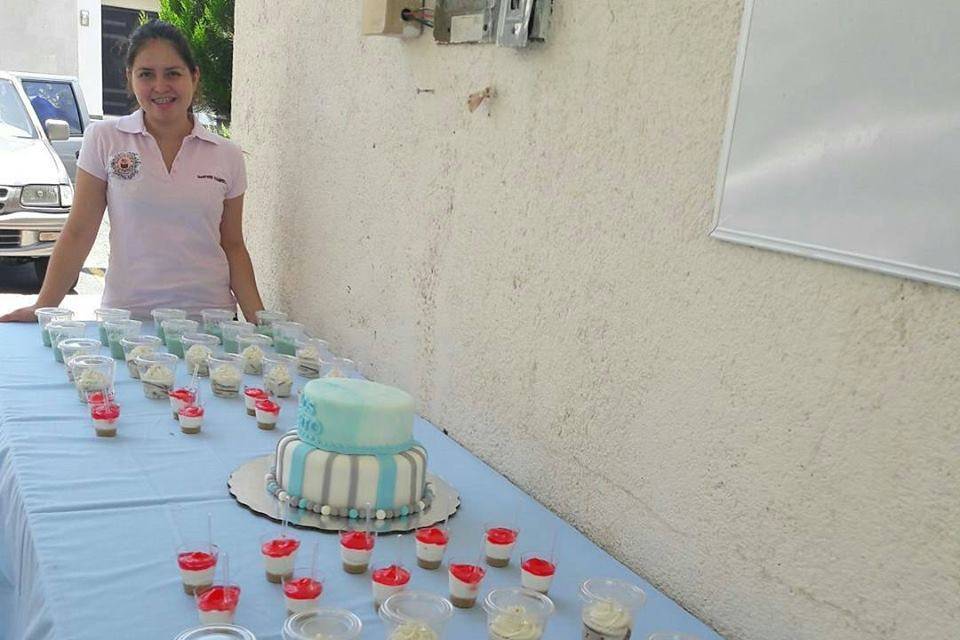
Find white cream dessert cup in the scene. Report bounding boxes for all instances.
[36,307,74,347]
[209,353,243,398]
[136,352,179,400]
[579,578,646,640]
[294,338,329,378]
[263,353,296,398]
[238,333,272,375]
[59,338,101,383]
[379,591,454,640]
[120,335,162,378]
[483,587,555,640]
[181,332,221,377]
[71,355,115,404]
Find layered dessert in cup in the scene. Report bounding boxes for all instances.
[201,308,235,340]
[255,309,287,338]
[176,542,219,595]
[161,318,199,358]
[178,404,205,435]
[579,578,646,640]
[260,532,300,583]
[339,530,375,574]
[447,558,487,609]
[483,586,555,640]
[35,307,73,347]
[104,318,142,360]
[282,566,324,615]
[59,338,101,382]
[90,399,121,437]
[282,609,362,640]
[243,386,267,416]
[209,353,243,398]
[71,355,114,403]
[181,332,221,377]
[196,583,241,624]
[484,523,519,567]
[379,591,454,640]
[136,352,178,400]
[48,320,87,363]
[94,307,130,345]
[150,308,186,342]
[169,387,197,420]
[273,321,307,356]
[321,357,354,379]
[415,526,449,570]
[255,397,281,430]
[371,563,411,609]
[263,353,296,397]
[220,320,255,354]
[238,333,272,375]
[120,334,162,378]
[520,552,557,594]
[295,338,328,378]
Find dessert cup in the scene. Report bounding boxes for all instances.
[220,320,255,354]
[35,307,73,347]
[447,558,486,609]
[379,591,453,640]
[94,308,130,345]
[282,609,362,640]
[104,319,142,360]
[209,353,243,398]
[255,309,287,338]
[181,332,221,377]
[484,523,519,568]
[238,333,272,375]
[579,578,646,640]
[201,308,235,340]
[150,308,186,342]
[136,352,178,400]
[120,334,162,378]
[282,565,324,615]
[339,530,375,574]
[48,320,86,363]
[263,353,296,398]
[483,587,554,640]
[260,532,300,583]
[161,318,199,358]
[415,526,449,570]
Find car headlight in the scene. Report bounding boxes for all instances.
[59,184,73,207]
[20,185,61,207]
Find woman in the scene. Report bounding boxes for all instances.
[1,20,263,321]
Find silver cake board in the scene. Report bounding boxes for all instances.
[228,455,460,534]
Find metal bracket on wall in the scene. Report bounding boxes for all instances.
[497,0,553,47]
[434,0,501,44]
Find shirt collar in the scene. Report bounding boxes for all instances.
[117,109,222,145]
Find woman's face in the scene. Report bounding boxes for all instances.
[127,38,199,127]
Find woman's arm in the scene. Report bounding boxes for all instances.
[220,194,265,322]
[0,169,107,322]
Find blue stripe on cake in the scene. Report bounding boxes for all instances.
[375,454,397,510]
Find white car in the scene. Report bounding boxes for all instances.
[0,71,90,282]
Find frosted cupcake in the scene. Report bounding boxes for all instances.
[120,335,162,378]
[238,333,272,375]
[136,352,178,400]
[181,332,220,377]
[209,353,243,398]
[263,353,296,397]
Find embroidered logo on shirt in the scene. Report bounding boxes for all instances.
[109,151,141,180]
[197,174,227,185]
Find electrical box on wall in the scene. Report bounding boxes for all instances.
[362,0,423,37]
[434,0,501,44]
[497,0,553,47]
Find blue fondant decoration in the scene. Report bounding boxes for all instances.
[299,498,309,510]
[297,395,323,441]
[348,508,359,519]
[400,506,409,516]
[375,455,398,510]
[287,443,311,498]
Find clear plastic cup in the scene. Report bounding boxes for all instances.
[255,397,281,430]
[295,338,329,378]
[195,566,241,625]
[150,308,186,342]
[59,338,101,382]
[484,523,520,567]
[260,532,301,583]
[209,353,243,398]
[579,579,646,640]
[273,321,307,356]
[71,354,114,403]
[238,333,273,375]
[201,308,235,340]
[176,542,220,595]
[243,386,268,416]
[120,335,163,379]
[220,320,255,354]
[35,307,73,347]
[136,352,179,400]
[263,353,297,397]
[520,551,558,594]
[282,609,362,640]
[447,558,486,609]
[339,530,375,574]
[483,587,554,640]
[178,404,205,435]
[379,591,454,639]
[415,526,450,570]
[372,562,411,608]
[161,318,199,358]
[283,565,324,615]
[48,320,87,363]
[255,309,288,338]
[181,332,221,377]
[94,308,131,345]
[89,398,120,438]
[104,318,142,360]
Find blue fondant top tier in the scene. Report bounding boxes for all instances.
[297,378,416,454]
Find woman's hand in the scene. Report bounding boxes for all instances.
[0,304,41,323]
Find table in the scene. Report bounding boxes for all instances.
[0,322,722,640]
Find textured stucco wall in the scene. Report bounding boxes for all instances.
[232,2,960,639]
[0,0,78,75]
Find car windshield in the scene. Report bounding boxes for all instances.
[0,79,36,139]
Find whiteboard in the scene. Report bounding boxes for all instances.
[712,0,960,289]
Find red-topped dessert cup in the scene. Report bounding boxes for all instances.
[178,404,205,435]
[260,532,300,583]
[282,566,324,615]
[520,552,558,594]
[243,386,267,416]
[415,526,449,570]
[195,583,241,625]
[339,530,375,574]
[484,523,519,568]
[176,543,219,595]
[447,558,486,609]
[371,563,411,609]
[255,397,281,430]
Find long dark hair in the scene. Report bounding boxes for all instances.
[126,19,198,74]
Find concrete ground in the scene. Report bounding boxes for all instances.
[0,217,108,318]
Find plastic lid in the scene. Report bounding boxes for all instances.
[283,609,362,640]
[173,624,256,640]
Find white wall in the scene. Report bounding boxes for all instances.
[232,2,960,639]
[78,0,102,115]
[0,0,77,75]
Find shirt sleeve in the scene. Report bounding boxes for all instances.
[76,122,107,181]
[225,143,247,199]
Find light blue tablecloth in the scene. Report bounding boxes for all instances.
[0,322,722,640]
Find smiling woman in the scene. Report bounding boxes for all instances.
[0,19,265,322]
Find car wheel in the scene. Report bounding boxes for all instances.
[33,258,79,290]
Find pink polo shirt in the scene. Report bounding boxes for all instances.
[76,110,246,318]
